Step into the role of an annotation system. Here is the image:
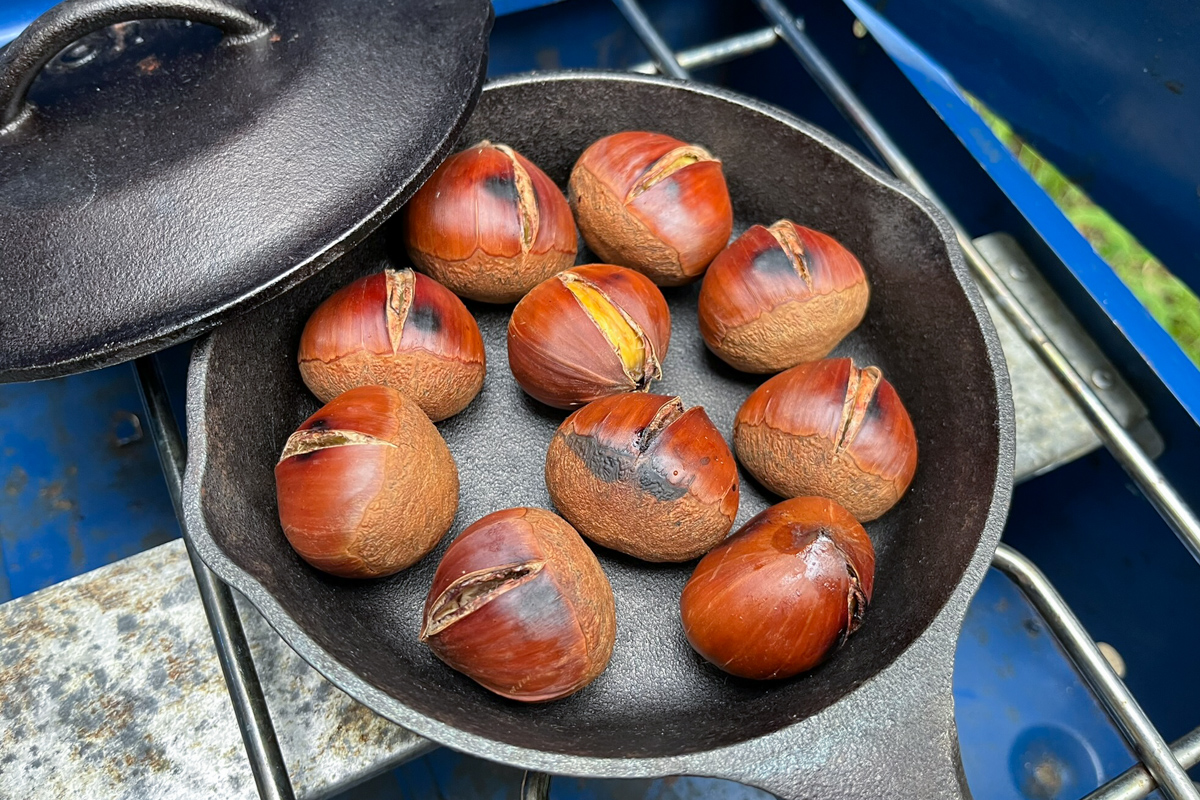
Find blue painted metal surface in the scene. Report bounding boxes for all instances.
[493,0,564,17]
[0,0,51,45]
[955,570,1137,799]
[864,0,1200,293]
[0,364,178,600]
[1003,449,1200,747]
[847,0,1200,437]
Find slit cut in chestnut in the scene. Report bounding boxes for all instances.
[420,560,545,640]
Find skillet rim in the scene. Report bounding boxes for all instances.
[182,69,1016,779]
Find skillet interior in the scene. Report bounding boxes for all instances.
[186,74,1003,760]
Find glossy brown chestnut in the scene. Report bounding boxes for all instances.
[680,496,876,680]
[698,220,870,373]
[297,268,486,421]
[274,385,459,578]
[545,393,739,561]
[733,358,918,522]
[404,141,577,303]
[507,264,671,409]
[419,507,617,702]
[569,131,733,286]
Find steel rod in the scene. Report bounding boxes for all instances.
[134,356,296,800]
[630,26,780,74]
[610,0,688,79]
[993,545,1199,800]
[750,0,1200,566]
[521,770,552,800]
[1083,725,1200,800]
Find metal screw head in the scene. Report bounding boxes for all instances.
[1091,369,1115,390]
[1008,264,1030,281]
[851,20,868,38]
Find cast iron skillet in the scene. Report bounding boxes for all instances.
[183,72,1015,800]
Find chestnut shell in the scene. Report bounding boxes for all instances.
[545,392,739,561]
[298,268,486,421]
[420,507,616,702]
[404,141,577,303]
[569,131,733,286]
[274,385,459,578]
[680,496,876,680]
[698,221,869,373]
[507,264,671,409]
[734,358,918,521]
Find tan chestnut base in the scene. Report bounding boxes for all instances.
[708,283,869,374]
[300,351,485,422]
[570,166,690,287]
[545,436,734,561]
[733,421,905,522]
[410,248,575,304]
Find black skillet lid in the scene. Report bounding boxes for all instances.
[0,0,492,381]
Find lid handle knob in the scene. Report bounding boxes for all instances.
[0,0,270,133]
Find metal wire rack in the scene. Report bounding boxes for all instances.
[128,1,1200,799]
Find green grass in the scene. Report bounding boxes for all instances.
[971,102,1200,366]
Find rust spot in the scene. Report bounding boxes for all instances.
[164,651,200,683]
[79,694,135,742]
[38,481,75,512]
[5,465,28,496]
[137,56,160,74]
[1166,80,1184,95]
[78,578,133,611]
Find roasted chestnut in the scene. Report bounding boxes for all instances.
[569,131,733,286]
[297,268,486,421]
[274,385,459,578]
[734,358,917,521]
[507,264,671,409]
[404,141,577,303]
[698,220,869,373]
[419,507,616,702]
[680,496,875,680]
[545,393,739,561]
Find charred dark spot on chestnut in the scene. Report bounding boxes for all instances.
[308,418,329,429]
[862,393,886,428]
[635,463,689,501]
[407,302,442,334]
[483,173,518,203]
[562,433,631,484]
[751,244,799,279]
